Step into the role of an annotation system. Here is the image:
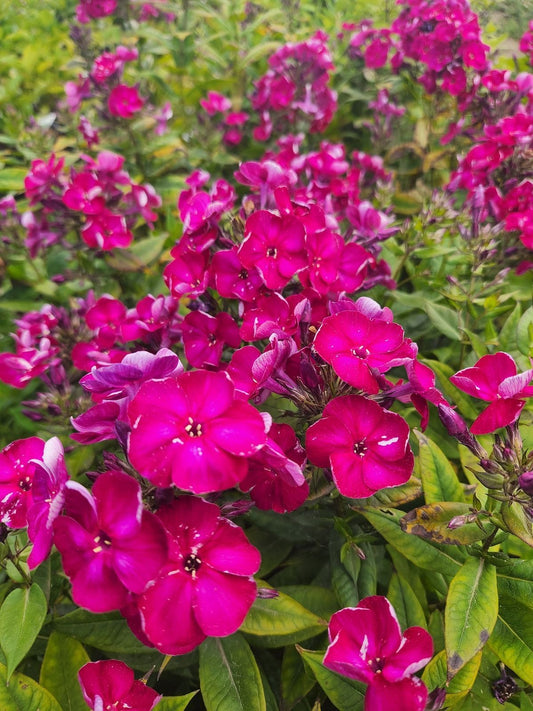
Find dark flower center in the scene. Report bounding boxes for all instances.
[18,476,32,492]
[350,345,370,359]
[92,532,112,554]
[353,440,367,457]
[239,268,249,279]
[184,553,202,574]
[369,656,384,673]
[266,247,277,258]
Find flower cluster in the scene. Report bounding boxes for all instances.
[23,150,161,252]
[251,31,337,140]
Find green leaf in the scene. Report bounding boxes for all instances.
[53,609,155,655]
[154,691,198,710]
[445,558,498,676]
[497,559,533,610]
[281,645,316,709]
[424,302,461,340]
[400,502,488,546]
[521,692,533,711]
[297,648,365,711]
[361,507,462,578]
[0,583,47,681]
[422,649,482,709]
[0,662,62,710]
[39,632,90,711]
[499,304,521,353]
[387,573,427,630]
[414,431,465,503]
[500,501,533,547]
[517,306,533,357]
[240,582,326,647]
[199,634,266,711]
[0,167,27,192]
[489,596,533,685]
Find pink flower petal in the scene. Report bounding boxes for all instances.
[194,566,257,636]
[383,627,434,681]
[470,399,525,434]
[364,676,428,711]
[200,519,261,576]
[93,471,143,540]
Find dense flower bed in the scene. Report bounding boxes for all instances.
[0,0,532,709]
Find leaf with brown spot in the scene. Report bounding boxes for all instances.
[400,502,488,545]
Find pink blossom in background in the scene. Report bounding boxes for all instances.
[324,596,433,711]
[181,310,241,368]
[79,660,161,711]
[137,495,260,654]
[76,0,117,23]
[108,85,145,118]
[200,91,232,115]
[306,395,414,498]
[450,352,533,434]
[127,370,268,492]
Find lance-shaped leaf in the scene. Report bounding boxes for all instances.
[40,632,90,711]
[297,648,365,711]
[488,596,533,686]
[497,559,533,610]
[414,431,465,503]
[0,583,47,681]
[352,477,422,509]
[401,502,488,546]
[240,582,327,647]
[199,634,265,711]
[154,691,197,710]
[388,573,427,630]
[445,558,498,677]
[361,507,462,578]
[422,649,481,704]
[281,645,316,709]
[0,662,62,710]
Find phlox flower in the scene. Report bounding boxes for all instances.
[239,209,307,290]
[108,85,145,118]
[78,660,161,711]
[181,311,241,368]
[0,437,45,528]
[305,395,414,498]
[313,307,416,394]
[127,370,269,493]
[450,352,533,434]
[324,596,433,711]
[53,470,168,613]
[137,495,260,654]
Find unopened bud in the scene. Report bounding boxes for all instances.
[519,471,533,497]
[257,587,279,599]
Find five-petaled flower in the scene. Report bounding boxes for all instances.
[78,659,161,711]
[305,395,414,498]
[450,352,533,434]
[324,596,433,711]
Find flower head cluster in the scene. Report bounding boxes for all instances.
[251,31,337,140]
[324,596,433,711]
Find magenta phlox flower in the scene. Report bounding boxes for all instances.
[240,293,297,342]
[24,154,65,205]
[306,395,414,498]
[82,211,133,250]
[85,296,126,349]
[76,0,117,23]
[78,660,161,711]
[209,248,264,302]
[0,340,60,389]
[108,84,145,118]
[137,495,260,654]
[313,307,416,394]
[450,352,533,434]
[200,91,232,115]
[251,334,299,397]
[225,345,263,401]
[324,596,432,711]
[54,471,168,613]
[0,437,45,528]
[127,370,269,492]
[62,172,105,214]
[182,311,241,368]
[27,436,69,568]
[238,210,307,290]
[240,423,309,513]
[163,248,210,298]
